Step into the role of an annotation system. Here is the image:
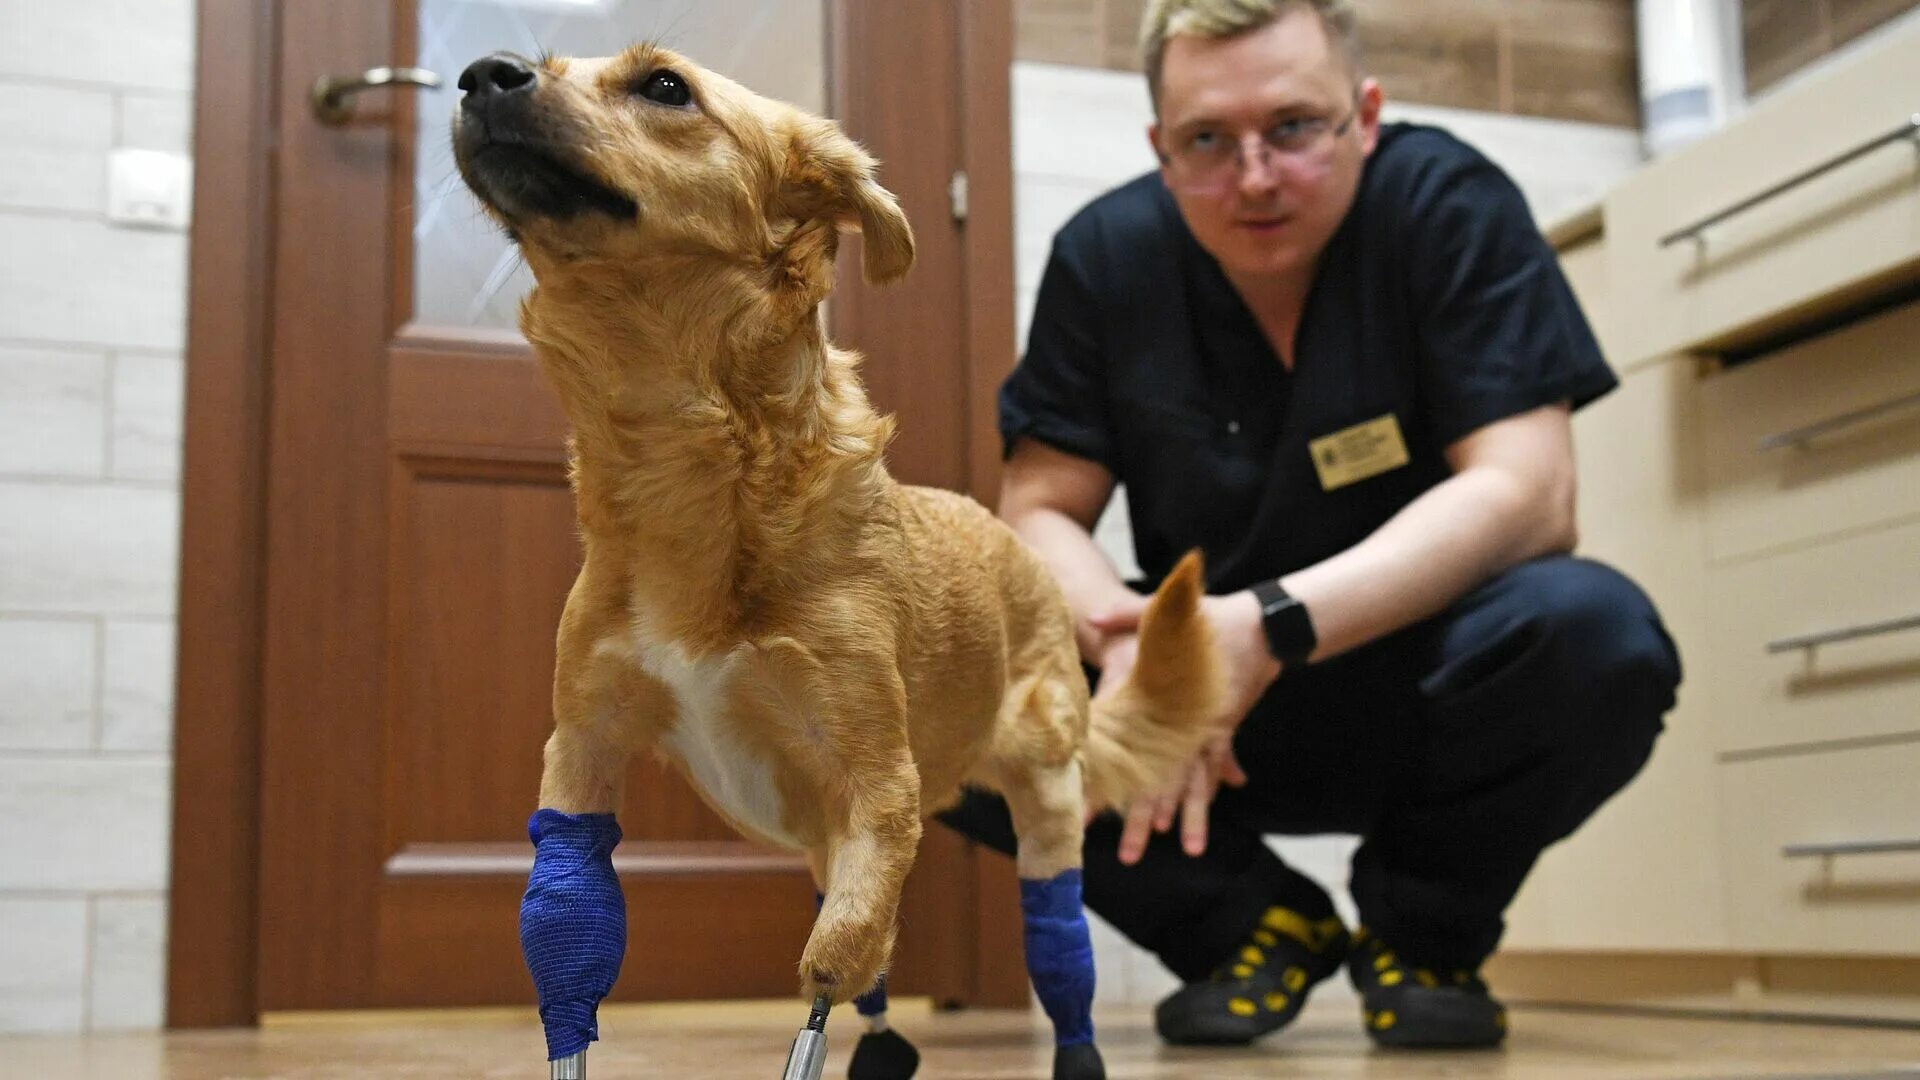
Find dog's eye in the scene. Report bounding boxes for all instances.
[637,69,692,108]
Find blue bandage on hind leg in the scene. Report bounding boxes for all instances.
[815,891,889,1017]
[521,809,626,1061]
[854,972,889,1017]
[1021,869,1096,1047]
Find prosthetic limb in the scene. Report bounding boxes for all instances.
[781,995,833,1080]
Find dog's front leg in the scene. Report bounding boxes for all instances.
[801,756,921,1008]
[523,605,668,1067]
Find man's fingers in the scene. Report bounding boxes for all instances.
[1152,787,1179,833]
[1220,746,1250,788]
[1119,798,1156,866]
[1199,733,1249,790]
[1180,759,1215,856]
[1089,597,1148,633]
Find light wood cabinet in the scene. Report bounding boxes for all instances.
[1703,515,1920,755]
[1503,236,1730,952]
[1604,21,1920,367]
[1722,740,1920,956]
[1698,299,1920,563]
[1509,27,1920,967]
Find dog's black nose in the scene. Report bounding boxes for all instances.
[458,53,536,100]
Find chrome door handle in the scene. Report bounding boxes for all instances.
[311,66,443,125]
[1660,113,1920,251]
[1767,611,1920,654]
[1784,838,1920,858]
[1758,387,1920,451]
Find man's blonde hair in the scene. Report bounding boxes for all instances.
[1141,0,1360,110]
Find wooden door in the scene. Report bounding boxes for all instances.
[183,0,1022,1015]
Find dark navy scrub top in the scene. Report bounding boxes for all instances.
[1000,123,1620,593]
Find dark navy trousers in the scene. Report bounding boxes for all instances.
[939,556,1681,979]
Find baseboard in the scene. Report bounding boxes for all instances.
[1487,950,1920,1027]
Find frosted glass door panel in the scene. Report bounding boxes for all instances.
[412,0,826,329]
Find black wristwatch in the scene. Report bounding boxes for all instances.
[1250,578,1317,670]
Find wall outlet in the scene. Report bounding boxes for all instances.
[107,149,193,231]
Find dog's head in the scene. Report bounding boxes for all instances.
[452,45,914,300]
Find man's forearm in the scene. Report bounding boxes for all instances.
[1005,506,1140,660]
[1280,464,1575,664]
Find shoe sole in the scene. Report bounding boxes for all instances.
[1364,994,1506,1050]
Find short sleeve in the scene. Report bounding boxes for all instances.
[1403,149,1618,447]
[998,230,1115,467]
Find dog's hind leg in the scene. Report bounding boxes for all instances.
[997,756,1109,1080]
[844,971,920,1080]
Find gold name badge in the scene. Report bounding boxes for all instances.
[1310,414,1410,491]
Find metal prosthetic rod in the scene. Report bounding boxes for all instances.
[781,995,833,1080]
[551,1050,585,1078]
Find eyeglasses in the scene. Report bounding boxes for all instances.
[1163,102,1359,190]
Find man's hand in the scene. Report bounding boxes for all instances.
[1086,588,1283,863]
[1082,591,1147,668]
[1117,732,1247,864]
[1197,590,1285,730]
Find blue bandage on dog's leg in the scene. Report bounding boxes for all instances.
[521,809,626,1061]
[1021,869,1096,1048]
[854,972,889,1021]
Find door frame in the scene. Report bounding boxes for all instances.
[168,0,1020,1028]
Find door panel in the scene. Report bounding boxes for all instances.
[386,461,581,846]
[259,0,1015,1012]
[829,3,966,490]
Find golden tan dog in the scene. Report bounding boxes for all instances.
[452,43,1221,1018]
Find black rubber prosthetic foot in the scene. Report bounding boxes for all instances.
[847,1029,920,1080]
[1052,1042,1106,1080]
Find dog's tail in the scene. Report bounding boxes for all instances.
[1081,550,1225,813]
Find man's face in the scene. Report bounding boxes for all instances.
[1150,7,1381,283]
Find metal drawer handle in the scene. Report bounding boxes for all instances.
[1660,113,1920,251]
[1759,387,1920,451]
[1785,838,1920,858]
[1767,612,1920,654]
[311,66,443,125]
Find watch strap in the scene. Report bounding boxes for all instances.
[1250,578,1317,669]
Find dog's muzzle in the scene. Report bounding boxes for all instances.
[453,52,638,223]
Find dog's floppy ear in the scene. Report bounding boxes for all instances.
[781,117,916,285]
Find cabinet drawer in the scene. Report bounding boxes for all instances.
[1699,298,1920,562]
[1704,517,1920,755]
[1557,233,1619,361]
[1723,740,1920,956]
[1605,23,1920,364]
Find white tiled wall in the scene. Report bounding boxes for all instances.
[0,0,194,1036]
[1011,61,1643,1007]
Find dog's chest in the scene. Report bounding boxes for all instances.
[609,631,803,850]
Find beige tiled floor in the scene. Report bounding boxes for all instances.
[4,998,1920,1079]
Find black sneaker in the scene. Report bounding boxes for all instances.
[1153,906,1350,1046]
[1348,929,1508,1049]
